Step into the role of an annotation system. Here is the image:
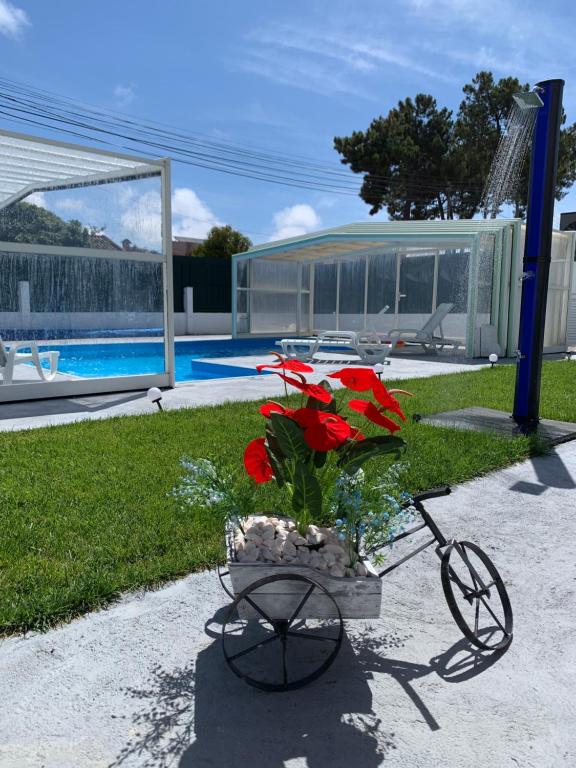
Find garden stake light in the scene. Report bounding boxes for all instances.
[147,387,163,411]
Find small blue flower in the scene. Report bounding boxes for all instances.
[335,518,343,527]
[338,532,346,541]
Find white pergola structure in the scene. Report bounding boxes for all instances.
[0,129,174,403]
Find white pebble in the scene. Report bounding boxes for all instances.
[296,547,311,565]
[283,541,297,558]
[261,523,275,540]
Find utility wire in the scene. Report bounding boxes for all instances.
[0,76,487,196]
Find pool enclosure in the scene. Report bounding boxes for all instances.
[0,129,173,403]
[232,220,575,358]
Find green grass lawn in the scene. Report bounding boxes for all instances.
[1,360,574,635]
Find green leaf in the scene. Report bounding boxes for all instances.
[265,424,285,462]
[265,446,286,488]
[339,436,406,475]
[291,461,322,517]
[270,414,310,462]
[313,450,327,468]
[305,380,337,413]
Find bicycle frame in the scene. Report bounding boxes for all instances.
[376,489,495,604]
[376,501,447,578]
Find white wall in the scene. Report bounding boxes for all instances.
[567,268,576,348]
[0,311,163,332]
[173,312,231,335]
[1,311,232,337]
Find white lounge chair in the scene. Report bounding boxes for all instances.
[382,303,460,353]
[0,337,60,385]
[277,329,393,366]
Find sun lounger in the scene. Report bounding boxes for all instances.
[277,330,392,366]
[380,303,461,353]
[0,337,60,385]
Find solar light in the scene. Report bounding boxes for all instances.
[374,362,385,380]
[147,387,164,411]
[489,353,498,368]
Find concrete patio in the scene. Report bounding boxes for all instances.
[0,353,488,432]
[0,440,574,767]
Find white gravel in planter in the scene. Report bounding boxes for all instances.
[234,515,371,577]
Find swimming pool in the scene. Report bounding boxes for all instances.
[40,338,281,381]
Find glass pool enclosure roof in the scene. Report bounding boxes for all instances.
[234,220,519,261]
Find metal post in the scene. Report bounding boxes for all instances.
[184,286,194,335]
[18,280,31,326]
[161,158,175,387]
[513,79,564,429]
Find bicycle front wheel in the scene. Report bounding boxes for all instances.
[441,540,513,651]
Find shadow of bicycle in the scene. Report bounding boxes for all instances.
[110,606,510,768]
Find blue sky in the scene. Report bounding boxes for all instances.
[2,0,576,244]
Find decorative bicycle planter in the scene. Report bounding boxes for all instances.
[219,487,513,692]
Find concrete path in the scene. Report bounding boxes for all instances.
[1,441,575,767]
[0,353,486,433]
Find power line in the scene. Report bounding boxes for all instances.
[0,76,487,197]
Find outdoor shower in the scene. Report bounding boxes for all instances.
[512,79,564,430]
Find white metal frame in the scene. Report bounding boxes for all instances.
[0,129,174,403]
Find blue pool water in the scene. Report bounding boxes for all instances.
[38,338,280,381]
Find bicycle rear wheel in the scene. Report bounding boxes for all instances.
[222,573,344,691]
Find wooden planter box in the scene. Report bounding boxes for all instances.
[226,527,382,619]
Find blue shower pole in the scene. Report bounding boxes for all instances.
[512,79,564,430]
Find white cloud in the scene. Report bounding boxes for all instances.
[53,197,87,213]
[172,187,222,238]
[235,20,457,100]
[405,0,576,80]
[269,204,321,241]
[235,47,373,100]
[118,187,221,247]
[113,83,136,107]
[0,0,29,38]
[25,191,46,208]
[120,190,162,249]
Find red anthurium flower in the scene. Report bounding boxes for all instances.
[372,381,407,421]
[304,416,352,451]
[348,399,402,433]
[273,372,333,404]
[290,409,351,451]
[348,426,365,441]
[243,438,274,483]
[327,367,378,392]
[290,407,330,427]
[256,352,314,374]
[259,401,294,418]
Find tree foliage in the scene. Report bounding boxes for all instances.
[0,202,90,246]
[192,225,252,259]
[334,94,455,219]
[334,71,576,220]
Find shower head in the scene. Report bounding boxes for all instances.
[513,89,544,110]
